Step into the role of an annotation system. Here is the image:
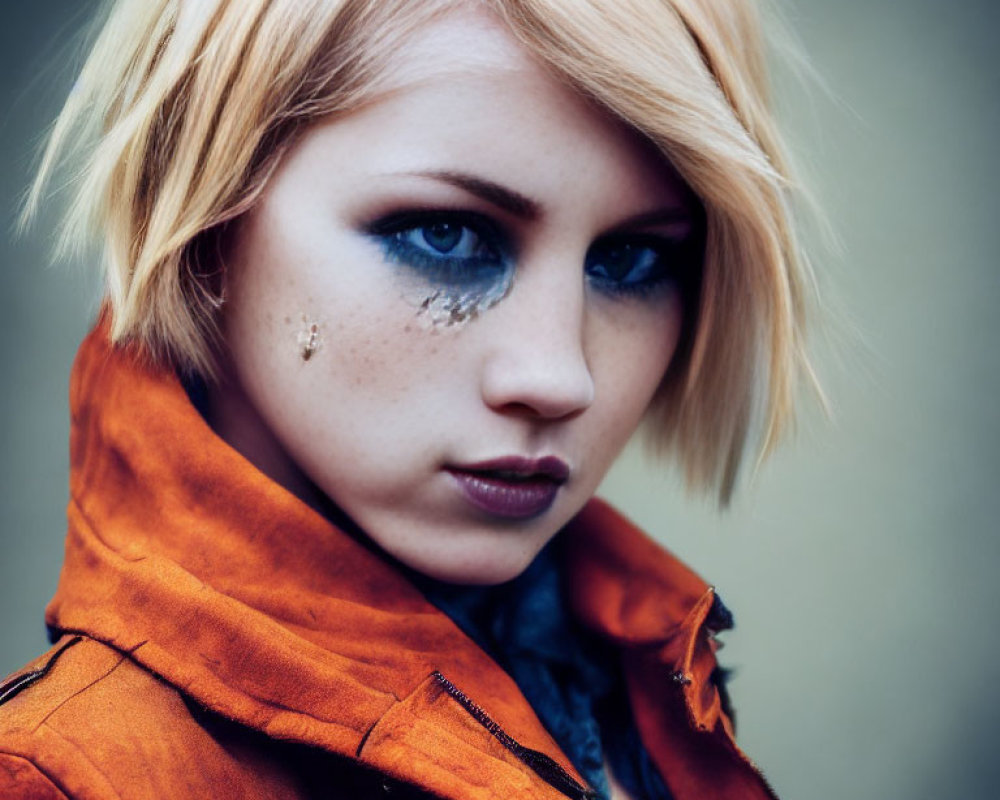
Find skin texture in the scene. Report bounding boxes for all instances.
[209,5,699,585]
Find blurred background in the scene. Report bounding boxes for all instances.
[1,1,997,799]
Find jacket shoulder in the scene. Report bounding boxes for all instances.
[0,637,124,799]
[0,752,70,799]
[0,637,305,799]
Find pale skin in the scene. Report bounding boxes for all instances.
[208,7,698,796]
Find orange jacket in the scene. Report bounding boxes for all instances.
[0,323,778,799]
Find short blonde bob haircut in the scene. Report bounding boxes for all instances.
[29,0,814,502]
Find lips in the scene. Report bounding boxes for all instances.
[446,456,569,519]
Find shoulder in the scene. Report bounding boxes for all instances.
[0,637,131,799]
[0,636,202,799]
[0,637,302,799]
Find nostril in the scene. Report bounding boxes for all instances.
[495,400,587,421]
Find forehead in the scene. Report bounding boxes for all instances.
[362,3,553,105]
[326,3,681,193]
[259,0,694,232]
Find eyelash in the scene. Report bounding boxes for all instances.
[364,209,698,298]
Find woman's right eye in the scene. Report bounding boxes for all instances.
[401,221,485,258]
[366,212,512,287]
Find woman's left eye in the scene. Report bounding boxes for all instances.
[584,235,694,297]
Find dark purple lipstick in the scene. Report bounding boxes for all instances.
[446,456,570,519]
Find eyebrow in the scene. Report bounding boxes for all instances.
[408,170,541,221]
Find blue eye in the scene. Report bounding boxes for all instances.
[585,235,697,298]
[367,211,512,288]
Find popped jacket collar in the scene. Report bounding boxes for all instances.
[46,321,777,800]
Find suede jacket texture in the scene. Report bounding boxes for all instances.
[0,323,778,799]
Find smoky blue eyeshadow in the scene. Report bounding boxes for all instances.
[366,212,514,291]
[365,209,701,303]
[377,236,513,287]
[584,234,698,300]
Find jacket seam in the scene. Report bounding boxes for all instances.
[355,718,378,758]
[54,625,383,740]
[34,652,127,733]
[37,723,125,800]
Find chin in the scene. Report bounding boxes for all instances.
[394,538,547,586]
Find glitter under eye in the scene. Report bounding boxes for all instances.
[367,211,516,327]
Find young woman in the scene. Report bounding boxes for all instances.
[0,1,813,798]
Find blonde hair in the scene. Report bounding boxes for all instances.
[27,0,816,502]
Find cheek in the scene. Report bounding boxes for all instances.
[222,238,420,446]
[588,296,684,447]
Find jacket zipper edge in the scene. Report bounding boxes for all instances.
[431,671,598,800]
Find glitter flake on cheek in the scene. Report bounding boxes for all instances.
[397,272,514,330]
[296,315,323,361]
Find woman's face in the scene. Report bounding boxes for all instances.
[211,6,701,584]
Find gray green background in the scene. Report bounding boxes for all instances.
[2,2,998,798]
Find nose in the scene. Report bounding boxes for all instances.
[479,265,595,421]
